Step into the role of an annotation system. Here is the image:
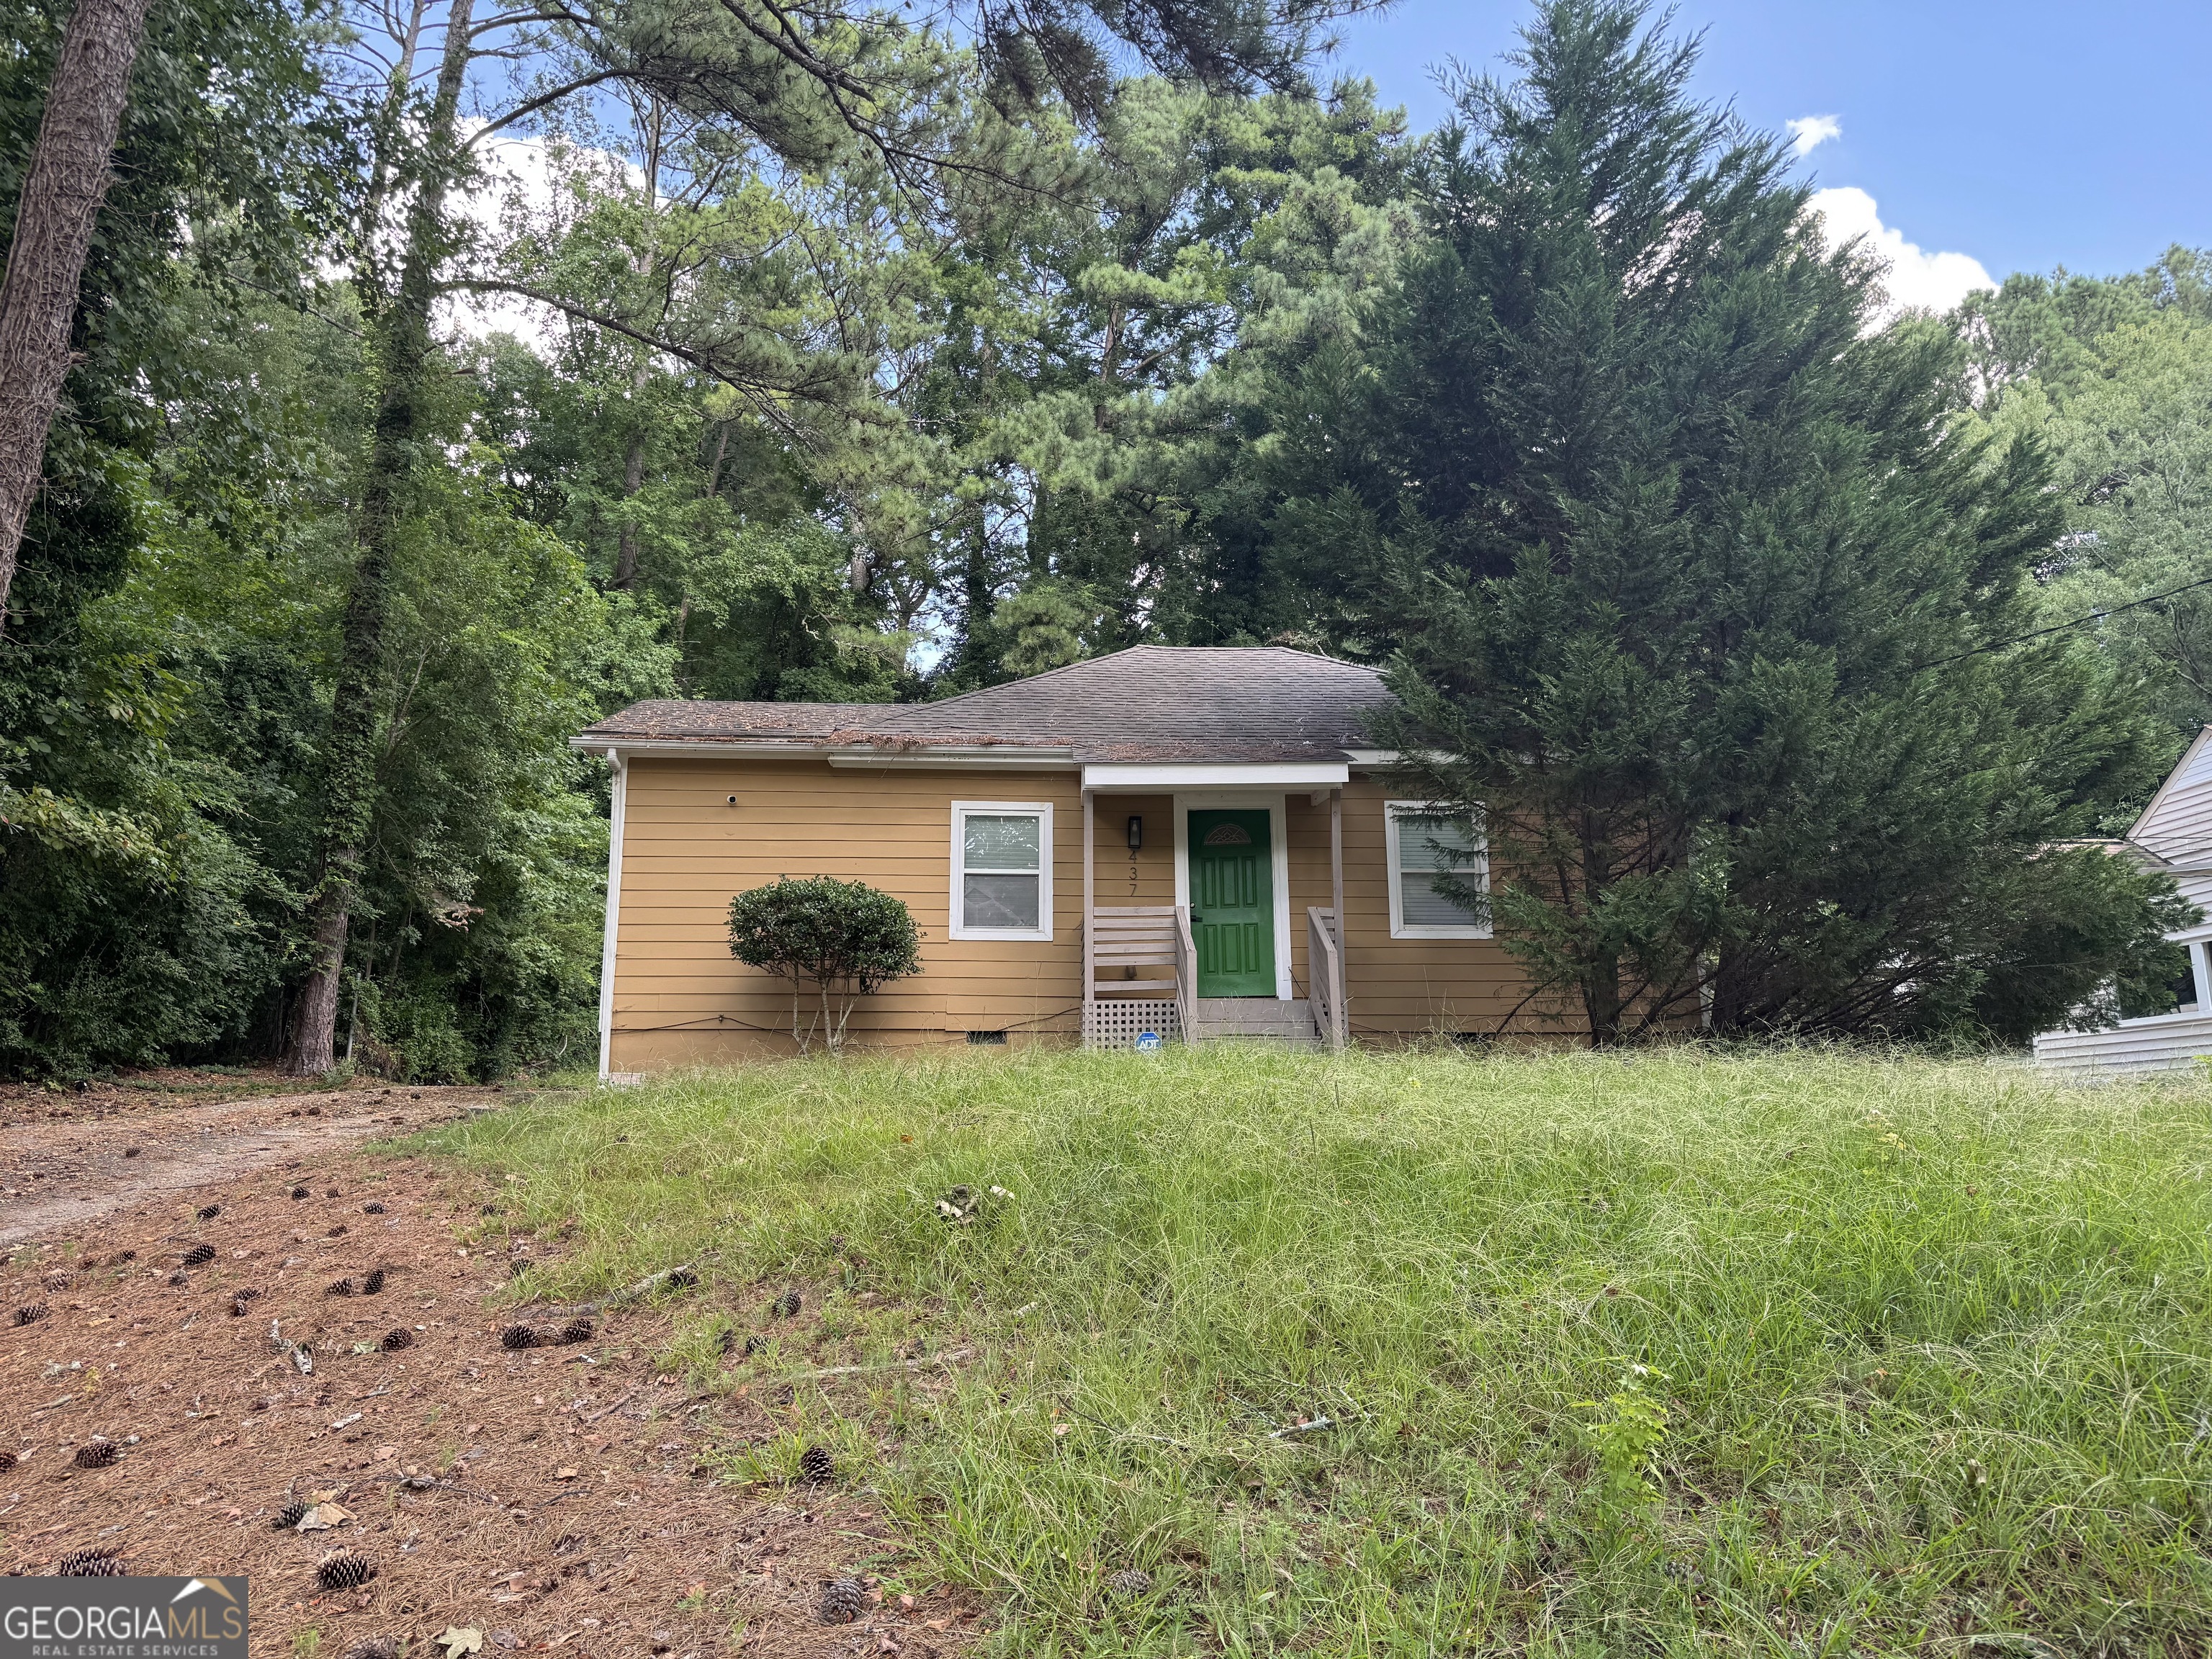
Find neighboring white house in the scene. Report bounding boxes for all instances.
[2034,724,2212,1076]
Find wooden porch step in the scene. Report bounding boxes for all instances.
[1190,997,1322,1045]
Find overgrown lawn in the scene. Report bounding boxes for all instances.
[428,1048,2212,1655]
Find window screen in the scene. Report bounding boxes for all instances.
[953,806,1051,938]
[1389,805,1489,935]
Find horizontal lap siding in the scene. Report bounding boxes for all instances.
[604,759,1562,1070]
[608,758,1082,1068]
[1327,778,1555,1036]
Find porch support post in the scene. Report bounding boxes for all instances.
[1330,786,1344,1035]
[1329,786,1343,927]
[1082,787,1095,1043]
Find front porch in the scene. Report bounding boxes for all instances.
[1078,772,1348,1051]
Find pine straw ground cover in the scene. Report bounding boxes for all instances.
[0,1128,985,1659]
[424,1047,2212,1657]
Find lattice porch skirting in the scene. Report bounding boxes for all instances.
[1082,998,1182,1050]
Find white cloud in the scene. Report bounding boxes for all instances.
[1806,186,1994,318]
[1786,114,1841,159]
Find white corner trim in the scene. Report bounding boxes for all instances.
[1084,760,1346,790]
[949,800,1056,942]
[597,748,629,1080]
[1172,792,1294,999]
[1385,799,1492,940]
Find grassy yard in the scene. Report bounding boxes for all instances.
[428,1047,2212,1656]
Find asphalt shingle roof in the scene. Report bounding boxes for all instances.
[577,646,1393,762]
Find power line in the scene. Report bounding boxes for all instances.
[1915,570,2212,672]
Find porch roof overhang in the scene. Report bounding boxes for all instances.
[1081,760,1350,791]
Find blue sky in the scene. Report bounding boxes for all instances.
[1325,1,2212,297]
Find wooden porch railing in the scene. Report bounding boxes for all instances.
[1174,905,1198,1046]
[1086,904,1196,1045]
[1307,906,1346,1050]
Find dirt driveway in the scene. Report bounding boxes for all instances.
[0,1082,980,1659]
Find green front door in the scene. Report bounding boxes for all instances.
[1190,809,1274,997]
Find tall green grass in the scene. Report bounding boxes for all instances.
[430,1047,2212,1655]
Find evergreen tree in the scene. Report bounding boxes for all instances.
[1237,0,2182,1043]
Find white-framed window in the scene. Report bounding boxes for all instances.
[950,801,1054,940]
[1385,801,1491,939]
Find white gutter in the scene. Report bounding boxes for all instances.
[1082,760,1350,789]
[596,747,627,1082]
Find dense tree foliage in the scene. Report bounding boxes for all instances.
[0,0,2201,1074]
[1192,1,2188,1043]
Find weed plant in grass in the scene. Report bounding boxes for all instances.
[431,1048,2212,1655]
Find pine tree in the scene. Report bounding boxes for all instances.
[1251,0,2182,1043]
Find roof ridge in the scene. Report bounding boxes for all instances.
[888,644,1166,718]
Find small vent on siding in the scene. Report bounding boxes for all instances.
[966,1030,1009,1046]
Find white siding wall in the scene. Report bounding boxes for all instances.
[2132,727,2212,861]
[2034,1012,2212,1077]
[2031,729,2212,1076]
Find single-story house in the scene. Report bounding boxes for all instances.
[573,645,1532,1076]
[2034,723,2212,1076]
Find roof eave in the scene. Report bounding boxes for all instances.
[568,734,1078,767]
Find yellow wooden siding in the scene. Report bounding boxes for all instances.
[604,759,1555,1069]
[608,760,1082,1069]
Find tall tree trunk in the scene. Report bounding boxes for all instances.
[0,0,154,636]
[284,0,476,1074]
[608,102,662,593]
[611,423,647,587]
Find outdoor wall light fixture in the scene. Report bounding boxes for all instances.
[1128,815,1143,852]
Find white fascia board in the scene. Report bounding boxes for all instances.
[1083,760,1349,790]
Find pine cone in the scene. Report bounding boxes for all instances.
[13,1303,48,1327]
[771,1289,801,1318]
[43,1271,71,1290]
[499,1323,540,1350]
[197,1205,222,1220]
[742,1334,765,1357]
[1105,1568,1154,1597]
[797,1443,836,1484]
[72,1438,120,1470]
[315,1550,377,1592]
[0,1448,19,1473]
[346,1638,400,1659]
[666,1267,699,1292]
[818,1575,867,1624]
[291,1187,309,1200]
[508,1259,531,1279]
[559,1317,594,1346]
[362,1268,385,1294]
[379,1328,414,1353]
[58,1547,127,1577]
[363,1202,387,1215]
[107,1250,135,1264]
[272,1498,310,1530]
[327,1278,354,1297]
[181,1244,215,1267]
[230,1290,262,1318]
[328,1224,349,1237]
